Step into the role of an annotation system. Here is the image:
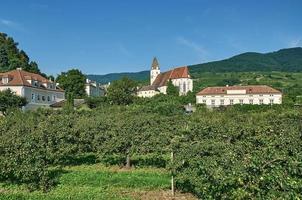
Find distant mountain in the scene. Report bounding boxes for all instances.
[190,47,302,76]
[87,71,149,84]
[87,47,302,83]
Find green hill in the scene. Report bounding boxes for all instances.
[87,71,149,84]
[189,47,302,77]
[87,47,302,83]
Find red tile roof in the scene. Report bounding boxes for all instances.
[152,66,190,87]
[197,85,282,95]
[0,69,64,92]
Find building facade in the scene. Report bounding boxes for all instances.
[138,57,193,97]
[85,79,105,97]
[0,68,65,110]
[196,85,282,107]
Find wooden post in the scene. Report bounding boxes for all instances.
[171,151,175,197]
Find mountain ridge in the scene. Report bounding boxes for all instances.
[87,47,302,84]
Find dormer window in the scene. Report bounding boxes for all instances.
[2,77,9,84]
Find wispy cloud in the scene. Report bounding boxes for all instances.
[0,18,26,32]
[288,38,301,48]
[176,36,208,61]
[118,44,132,57]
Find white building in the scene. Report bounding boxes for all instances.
[196,85,282,107]
[138,57,193,97]
[85,79,105,97]
[0,68,65,110]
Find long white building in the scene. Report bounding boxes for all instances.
[196,85,282,107]
[0,68,65,110]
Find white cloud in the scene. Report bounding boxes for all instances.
[288,38,301,48]
[0,18,26,32]
[176,36,208,61]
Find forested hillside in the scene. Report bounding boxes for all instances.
[87,70,149,84]
[190,47,302,76]
[0,33,42,74]
[87,47,302,83]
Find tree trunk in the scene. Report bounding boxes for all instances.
[126,154,131,169]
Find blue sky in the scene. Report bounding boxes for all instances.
[0,0,301,76]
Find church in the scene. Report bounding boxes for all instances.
[137,58,193,97]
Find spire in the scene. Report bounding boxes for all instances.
[151,57,159,70]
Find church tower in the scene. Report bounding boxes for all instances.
[150,57,160,85]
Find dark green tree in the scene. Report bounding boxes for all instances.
[166,79,179,96]
[0,32,41,74]
[56,69,86,98]
[0,89,27,115]
[0,45,9,69]
[107,77,137,105]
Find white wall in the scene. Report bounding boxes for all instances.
[171,78,193,95]
[150,69,160,85]
[196,93,282,107]
[0,86,65,110]
[137,90,160,98]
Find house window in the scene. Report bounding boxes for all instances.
[269,99,274,104]
[202,99,206,104]
[42,96,45,101]
[183,82,186,93]
[230,99,234,105]
[249,99,253,104]
[31,94,35,102]
[259,94,263,97]
[2,77,9,84]
[270,94,274,97]
[47,96,51,102]
[239,99,244,105]
[53,95,56,101]
[259,99,264,104]
[220,99,224,105]
[37,94,40,101]
[211,99,215,106]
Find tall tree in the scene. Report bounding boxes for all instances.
[56,69,86,98]
[0,45,9,69]
[166,79,179,96]
[107,77,137,105]
[0,32,41,74]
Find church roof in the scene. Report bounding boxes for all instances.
[152,66,190,87]
[151,57,159,70]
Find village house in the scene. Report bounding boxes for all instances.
[85,78,106,97]
[196,85,282,107]
[137,57,193,97]
[0,68,65,110]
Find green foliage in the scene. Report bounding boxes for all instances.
[174,109,302,199]
[0,164,170,200]
[107,77,137,105]
[56,69,86,98]
[166,79,179,96]
[0,89,27,115]
[85,96,108,108]
[0,32,41,74]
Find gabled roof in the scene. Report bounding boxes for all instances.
[0,69,64,92]
[152,66,190,87]
[197,85,282,95]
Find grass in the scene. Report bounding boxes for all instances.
[0,164,171,200]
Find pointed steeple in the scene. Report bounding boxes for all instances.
[151,57,159,70]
